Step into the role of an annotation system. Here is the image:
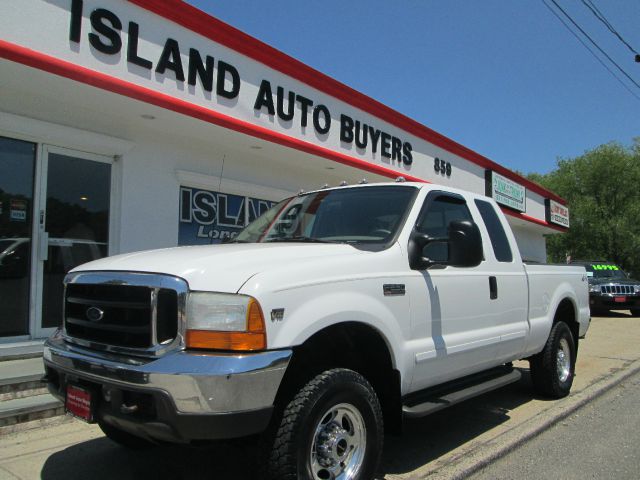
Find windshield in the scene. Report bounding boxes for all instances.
[234,186,417,246]
[585,264,628,279]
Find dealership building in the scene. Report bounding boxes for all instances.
[0,0,569,343]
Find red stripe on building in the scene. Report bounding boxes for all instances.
[0,39,566,232]
[0,39,426,183]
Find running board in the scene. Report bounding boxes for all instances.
[402,366,522,419]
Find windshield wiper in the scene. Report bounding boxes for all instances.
[264,236,336,243]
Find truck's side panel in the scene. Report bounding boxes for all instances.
[469,198,529,363]
[239,243,417,393]
[522,264,589,356]
[408,267,513,391]
[407,190,528,391]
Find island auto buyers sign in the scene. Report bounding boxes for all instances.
[59,0,412,166]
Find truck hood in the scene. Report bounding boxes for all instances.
[72,243,366,292]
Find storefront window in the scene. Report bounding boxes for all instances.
[178,186,275,245]
[0,137,36,337]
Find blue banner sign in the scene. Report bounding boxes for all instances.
[179,187,275,245]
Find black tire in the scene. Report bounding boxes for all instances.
[98,420,155,449]
[529,321,576,399]
[265,368,383,480]
[631,309,640,317]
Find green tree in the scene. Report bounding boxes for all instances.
[529,139,640,276]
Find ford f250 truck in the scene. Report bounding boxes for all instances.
[43,182,590,480]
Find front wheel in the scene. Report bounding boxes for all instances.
[529,321,576,398]
[631,308,640,317]
[265,368,383,480]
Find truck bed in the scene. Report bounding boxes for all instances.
[523,263,590,356]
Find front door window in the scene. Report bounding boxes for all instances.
[41,152,111,330]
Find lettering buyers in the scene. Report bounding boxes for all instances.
[68,0,413,165]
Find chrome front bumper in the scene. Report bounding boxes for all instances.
[43,331,292,441]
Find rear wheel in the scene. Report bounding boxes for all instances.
[631,308,640,317]
[265,368,383,480]
[98,420,155,449]
[529,321,576,398]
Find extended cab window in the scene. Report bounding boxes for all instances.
[416,195,473,263]
[474,200,513,262]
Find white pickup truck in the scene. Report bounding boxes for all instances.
[43,181,590,480]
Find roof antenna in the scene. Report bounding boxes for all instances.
[395,176,406,183]
[339,181,348,186]
[358,179,368,184]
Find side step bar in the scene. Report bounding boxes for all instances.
[402,366,522,419]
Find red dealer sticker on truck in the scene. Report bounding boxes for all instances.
[66,385,93,422]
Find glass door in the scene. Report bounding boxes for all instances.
[34,146,112,338]
[0,137,36,338]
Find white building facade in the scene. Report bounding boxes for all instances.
[0,0,569,341]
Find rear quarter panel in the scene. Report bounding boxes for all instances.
[523,264,589,356]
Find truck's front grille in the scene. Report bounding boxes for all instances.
[63,272,187,356]
[600,284,634,295]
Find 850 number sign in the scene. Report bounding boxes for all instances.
[434,158,452,177]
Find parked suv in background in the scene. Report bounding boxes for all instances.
[572,261,640,316]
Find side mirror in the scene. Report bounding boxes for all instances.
[448,220,483,267]
[409,220,483,270]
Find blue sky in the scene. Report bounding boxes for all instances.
[189,0,639,175]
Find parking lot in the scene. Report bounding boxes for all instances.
[1,312,639,480]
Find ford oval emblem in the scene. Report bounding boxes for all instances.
[86,307,104,322]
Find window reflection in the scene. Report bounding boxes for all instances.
[0,137,36,337]
[42,154,111,328]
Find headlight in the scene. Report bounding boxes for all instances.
[589,284,600,293]
[186,293,266,351]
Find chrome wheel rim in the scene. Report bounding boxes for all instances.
[557,338,571,383]
[310,402,366,480]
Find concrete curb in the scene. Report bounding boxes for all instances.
[421,358,640,479]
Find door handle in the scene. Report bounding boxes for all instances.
[489,276,498,300]
[39,209,49,262]
[40,231,49,262]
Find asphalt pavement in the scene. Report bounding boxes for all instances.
[0,312,639,479]
[468,369,640,479]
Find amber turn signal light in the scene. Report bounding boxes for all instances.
[186,298,266,351]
